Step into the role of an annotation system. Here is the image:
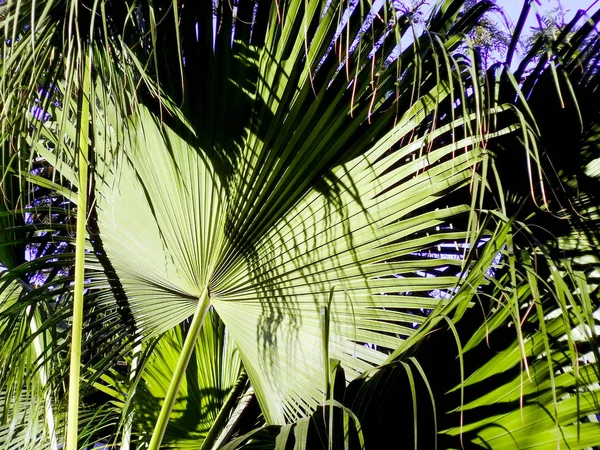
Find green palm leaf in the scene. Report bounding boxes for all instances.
[92,309,243,449]
[94,105,226,335]
[443,243,600,449]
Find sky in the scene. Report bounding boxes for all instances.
[496,0,599,32]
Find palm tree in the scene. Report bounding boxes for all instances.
[0,0,599,448]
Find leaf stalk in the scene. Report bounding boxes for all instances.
[66,49,91,450]
[148,288,211,450]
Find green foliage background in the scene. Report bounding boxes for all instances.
[0,0,599,448]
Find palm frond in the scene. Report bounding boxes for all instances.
[442,240,600,449]
[91,309,244,449]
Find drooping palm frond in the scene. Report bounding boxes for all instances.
[442,238,600,449]
[427,13,600,443]
[0,121,79,449]
[0,275,66,450]
[0,280,49,450]
[489,4,600,284]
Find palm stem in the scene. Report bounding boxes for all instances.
[148,288,211,450]
[66,50,91,450]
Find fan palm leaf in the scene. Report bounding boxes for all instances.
[76,79,509,426]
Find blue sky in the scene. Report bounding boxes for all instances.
[498,0,598,31]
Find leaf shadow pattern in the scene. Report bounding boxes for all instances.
[248,168,361,386]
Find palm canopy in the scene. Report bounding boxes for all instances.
[1,0,599,449]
